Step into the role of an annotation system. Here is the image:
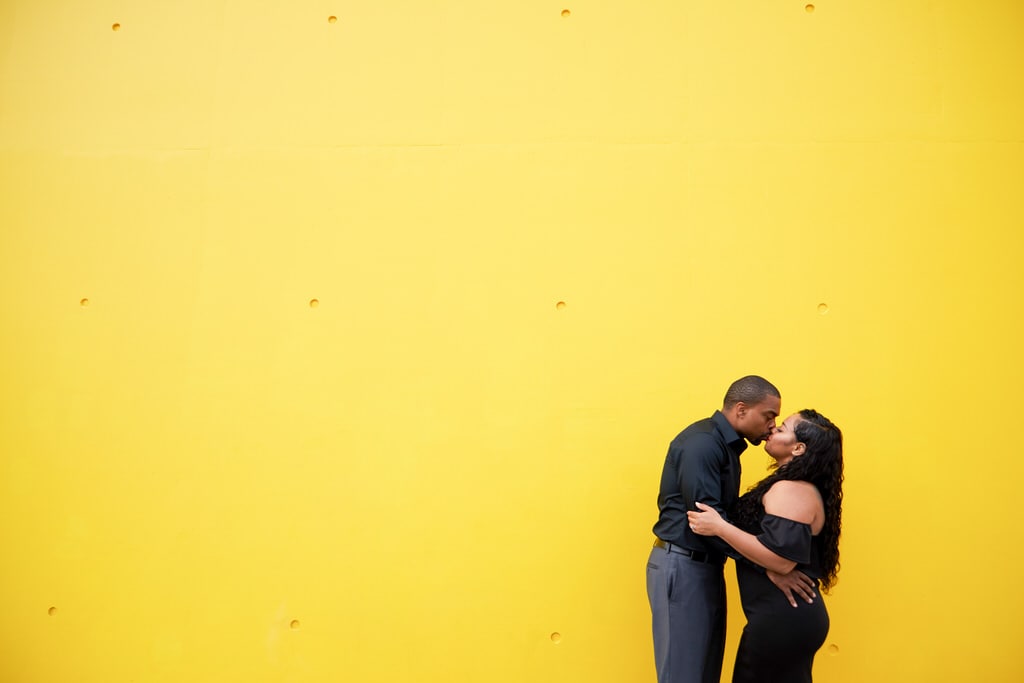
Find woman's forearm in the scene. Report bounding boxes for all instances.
[715,523,796,574]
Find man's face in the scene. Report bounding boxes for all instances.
[735,396,781,445]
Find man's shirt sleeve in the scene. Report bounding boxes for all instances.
[677,432,741,558]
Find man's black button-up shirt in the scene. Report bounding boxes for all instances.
[652,410,748,562]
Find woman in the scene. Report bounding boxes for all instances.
[687,409,843,683]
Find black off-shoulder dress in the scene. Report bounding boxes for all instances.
[731,511,830,683]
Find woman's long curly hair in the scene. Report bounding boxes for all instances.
[732,409,844,591]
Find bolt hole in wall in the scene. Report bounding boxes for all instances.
[309,299,320,308]
[48,607,57,617]
[328,15,337,24]
[561,9,570,18]
[805,4,815,12]
[290,620,300,630]
[555,301,566,310]
[112,22,120,31]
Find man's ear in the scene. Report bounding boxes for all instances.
[734,402,747,418]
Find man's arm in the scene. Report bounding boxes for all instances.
[692,502,799,573]
[677,434,736,557]
[688,477,824,606]
[689,504,816,604]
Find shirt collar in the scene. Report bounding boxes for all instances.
[712,410,748,455]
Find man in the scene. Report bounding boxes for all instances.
[647,375,814,683]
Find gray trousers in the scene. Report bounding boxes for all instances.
[646,545,727,683]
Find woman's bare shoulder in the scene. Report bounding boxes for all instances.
[766,480,820,498]
[763,480,823,523]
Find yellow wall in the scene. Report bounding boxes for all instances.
[2,1,1023,681]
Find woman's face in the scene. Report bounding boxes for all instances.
[764,413,806,465]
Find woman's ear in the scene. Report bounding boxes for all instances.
[792,441,807,457]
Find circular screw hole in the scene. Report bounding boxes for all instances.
[48,607,57,617]
[80,298,90,307]
[561,9,571,18]
[112,23,121,31]
[290,619,301,630]
[805,4,815,13]
[828,643,839,655]
[550,632,562,643]
[817,303,829,315]
[328,15,338,24]
[309,299,320,308]
[555,301,566,310]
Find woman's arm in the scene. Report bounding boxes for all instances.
[687,481,822,574]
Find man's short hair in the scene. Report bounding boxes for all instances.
[723,375,781,409]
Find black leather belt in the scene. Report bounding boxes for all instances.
[654,538,722,565]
